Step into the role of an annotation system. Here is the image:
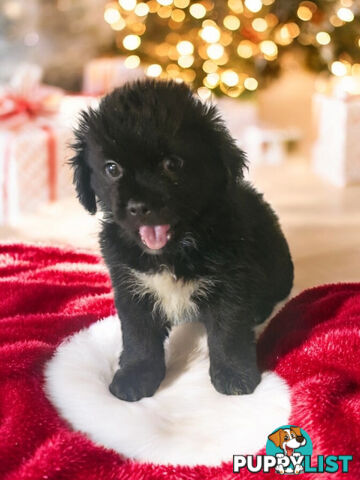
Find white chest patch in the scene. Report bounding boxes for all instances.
[129,269,213,324]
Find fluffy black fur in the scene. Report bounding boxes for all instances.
[71,79,293,401]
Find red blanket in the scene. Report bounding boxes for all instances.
[0,244,359,479]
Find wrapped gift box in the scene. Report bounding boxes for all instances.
[312,93,360,187]
[0,65,84,226]
[0,120,74,226]
[83,57,144,95]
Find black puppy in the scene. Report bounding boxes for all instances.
[71,79,293,402]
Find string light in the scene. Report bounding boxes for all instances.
[197,87,212,100]
[174,0,189,7]
[337,7,354,22]
[111,17,126,30]
[189,3,206,18]
[104,7,121,24]
[221,70,239,87]
[252,17,267,32]
[220,84,244,97]
[200,25,221,43]
[105,0,360,98]
[227,0,243,14]
[202,60,218,73]
[260,40,277,59]
[158,6,172,17]
[119,0,137,11]
[124,55,141,68]
[297,5,313,21]
[123,34,141,50]
[276,23,299,45]
[316,31,331,45]
[330,14,344,27]
[237,40,254,58]
[207,43,224,60]
[244,77,258,90]
[331,61,348,76]
[146,64,163,76]
[223,15,240,30]
[176,40,194,55]
[204,72,220,88]
[134,2,149,15]
[171,9,185,21]
[244,0,262,13]
[178,55,194,67]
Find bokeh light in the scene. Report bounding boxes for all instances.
[244,0,262,13]
[104,7,121,24]
[331,61,348,76]
[123,34,141,50]
[316,31,331,45]
[124,55,140,68]
[207,43,225,60]
[200,25,221,43]
[189,3,206,18]
[146,63,163,76]
[223,15,241,31]
[244,77,258,90]
[337,7,354,22]
[221,70,239,87]
[119,0,137,11]
[176,40,194,55]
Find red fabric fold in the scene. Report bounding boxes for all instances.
[0,243,359,479]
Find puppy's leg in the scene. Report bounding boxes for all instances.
[110,294,169,402]
[203,310,261,395]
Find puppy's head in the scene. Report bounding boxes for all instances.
[268,427,306,453]
[71,79,246,254]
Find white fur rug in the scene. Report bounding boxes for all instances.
[45,316,291,466]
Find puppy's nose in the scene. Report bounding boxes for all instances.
[127,200,151,217]
[296,435,304,443]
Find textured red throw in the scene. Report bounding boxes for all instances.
[0,244,359,479]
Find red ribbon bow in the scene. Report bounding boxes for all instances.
[0,94,46,120]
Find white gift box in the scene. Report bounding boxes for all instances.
[312,93,360,187]
[0,120,74,226]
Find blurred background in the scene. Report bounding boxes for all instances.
[0,0,359,291]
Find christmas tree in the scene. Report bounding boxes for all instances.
[104,0,360,98]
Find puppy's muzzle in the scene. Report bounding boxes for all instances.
[127,200,151,219]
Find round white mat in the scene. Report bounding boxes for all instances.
[45,315,291,466]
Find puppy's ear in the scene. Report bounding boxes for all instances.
[205,105,247,182]
[291,427,302,437]
[70,113,97,214]
[268,430,282,447]
[220,137,247,182]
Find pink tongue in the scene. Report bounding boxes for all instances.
[139,225,170,250]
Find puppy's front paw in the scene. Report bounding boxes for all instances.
[210,363,261,395]
[109,362,165,402]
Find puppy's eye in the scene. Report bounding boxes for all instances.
[104,161,123,179]
[163,156,184,174]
